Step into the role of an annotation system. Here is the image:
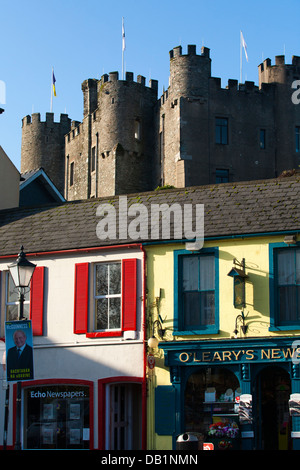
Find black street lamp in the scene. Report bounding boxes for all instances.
[8,246,36,450]
[8,246,36,320]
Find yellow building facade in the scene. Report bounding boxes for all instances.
[145,186,300,451]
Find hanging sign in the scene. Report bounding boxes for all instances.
[5,320,34,381]
[147,353,155,370]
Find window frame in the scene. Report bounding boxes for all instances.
[269,242,300,331]
[173,247,219,335]
[93,261,122,333]
[74,258,137,339]
[215,117,228,145]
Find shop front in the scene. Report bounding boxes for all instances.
[159,337,300,450]
[14,379,93,450]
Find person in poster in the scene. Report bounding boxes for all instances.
[5,321,34,381]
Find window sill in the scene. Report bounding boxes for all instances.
[269,324,300,332]
[173,327,219,336]
[86,331,123,338]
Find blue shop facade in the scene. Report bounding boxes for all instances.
[157,336,300,450]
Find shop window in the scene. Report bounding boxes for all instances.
[184,367,241,446]
[215,118,228,145]
[23,383,92,449]
[1,267,45,336]
[174,248,219,335]
[74,258,137,338]
[273,246,300,327]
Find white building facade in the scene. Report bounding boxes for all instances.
[0,243,146,450]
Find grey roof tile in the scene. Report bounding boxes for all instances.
[0,175,299,256]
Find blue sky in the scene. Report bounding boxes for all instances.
[0,0,299,171]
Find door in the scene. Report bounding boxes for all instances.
[106,383,142,450]
[254,366,291,450]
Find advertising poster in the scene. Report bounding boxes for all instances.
[5,320,34,381]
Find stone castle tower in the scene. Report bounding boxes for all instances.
[20,44,300,200]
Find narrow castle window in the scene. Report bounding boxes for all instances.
[134,120,141,140]
[70,161,74,186]
[260,129,266,149]
[215,117,228,145]
[296,127,300,153]
[91,147,96,172]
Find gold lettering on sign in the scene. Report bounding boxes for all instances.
[261,349,270,360]
[222,351,232,361]
[212,351,222,361]
[202,352,211,362]
[179,352,190,363]
[245,350,254,360]
[272,349,281,359]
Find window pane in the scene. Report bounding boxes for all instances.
[96,298,108,329]
[95,264,108,295]
[296,250,300,284]
[279,286,297,322]
[182,257,198,291]
[200,291,215,325]
[277,251,294,286]
[184,292,201,327]
[109,263,121,295]
[6,303,30,321]
[109,297,121,329]
[200,256,215,291]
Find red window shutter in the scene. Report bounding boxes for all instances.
[122,259,137,331]
[74,263,89,334]
[30,266,45,336]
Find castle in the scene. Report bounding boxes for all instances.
[20,44,300,200]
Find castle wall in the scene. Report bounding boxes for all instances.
[20,45,300,200]
[21,113,71,194]
[160,45,300,187]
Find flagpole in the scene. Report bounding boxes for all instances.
[122,17,125,80]
[50,67,53,113]
[240,31,242,84]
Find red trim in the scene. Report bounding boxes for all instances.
[122,258,137,331]
[0,244,142,260]
[13,378,94,449]
[74,263,89,334]
[140,246,147,450]
[30,266,45,336]
[98,376,144,450]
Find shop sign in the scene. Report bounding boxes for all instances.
[5,320,34,381]
[148,353,155,370]
[170,344,300,366]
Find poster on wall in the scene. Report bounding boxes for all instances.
[289,394,300,416]
[238,394,253,424]
[5,320,34,381]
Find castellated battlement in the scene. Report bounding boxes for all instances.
[100,71,158,92]
[169,44,210,59]
[258,54,300,88]
[22,112,70,127]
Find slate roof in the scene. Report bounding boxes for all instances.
[0,174,299,256]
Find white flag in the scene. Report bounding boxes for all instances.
[241,31,248,62]
[122,17,126,52]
